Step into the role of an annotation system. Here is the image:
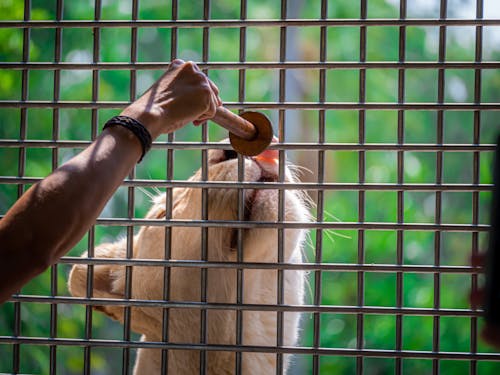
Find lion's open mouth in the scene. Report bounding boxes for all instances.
[229,173,278,250]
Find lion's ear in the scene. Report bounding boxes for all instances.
[68,239,127,321]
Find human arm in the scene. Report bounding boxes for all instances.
[0,60,221,304]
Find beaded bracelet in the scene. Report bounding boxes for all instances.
[103,115,152,163]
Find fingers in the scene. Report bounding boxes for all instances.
[168,59,185,70]
[209,80,223,107]
[181,60,201,74]
[171,60,221,125]
[155,59,224,129]
[193,91,219,125]
[185,63,222,106]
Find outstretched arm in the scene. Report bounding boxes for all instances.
[0,60,221,304]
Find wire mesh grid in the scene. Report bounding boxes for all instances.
[0,0,500,374]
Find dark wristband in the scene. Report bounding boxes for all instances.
[103,115,152,163]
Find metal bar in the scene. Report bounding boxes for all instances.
[395,1,407,373]
[84,226,95,375]
[356,1,367,373]
[4,61,500,70]
[122,172,134,375]
[276,1,288,372]
[57,257,484,274]
[160,2,177,373]
[84,0,100,372]
[2,18,500,28]
[313,0,327,373]
[0,177,494,192]
[91,0,101,139]
[433,1,447,373]
[0,140,496,152]
[161,128,174,375]
[49,1,63,373]
[235,1,247,372]
[12,1,31,372]
[235,150,245,374]
[200,2,211,372]
[5,295,492,317]
[122,1,139,374]
[1,100,499,110]
[470,1,484,374]
[2,335,500,360]
[0,215,487,231]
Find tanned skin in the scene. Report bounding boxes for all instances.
[0,59,221,304]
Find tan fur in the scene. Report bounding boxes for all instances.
[68,146,309,374]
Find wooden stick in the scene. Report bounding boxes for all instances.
[211,107,257,141]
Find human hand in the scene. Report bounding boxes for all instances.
[120,59,222,139]
[470,253,500,348]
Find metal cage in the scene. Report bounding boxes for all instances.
[0,0,500,374]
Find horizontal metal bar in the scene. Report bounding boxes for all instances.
[1,18,499,28]
[114,218,475,231]
[0,336,499,361]
[0,139,495,152]
[1,101,499,110]
[0,215,490,232]
[6,295,483,317]
[60,256,482,274]
[2,61,500,70]
[96,220,489,232]
[0,176,492,192]
[0,216,482,231]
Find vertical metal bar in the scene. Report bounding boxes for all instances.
[125,2,139,374]
[91,0,101,140]
[161,141,174,375]
[433,1,447,374]
[312,1,327,374]
[13,1,31,372]
[200,1,211,373]
[122,189,134,375]
[357,1,367,374]
[276,1,287,374]
[130,0,138,101]
[470,1,483,374]
[84,2,101,374]
[83,226,95,375]
[235,1,247,373]
[235,142,246,374]
[395,1,407,374]
[84,0,101,368]
[161,3,178,373]
[170,0,178,60]
[116,0,133,372]
[122,167,136,375]
[49,1,63,374]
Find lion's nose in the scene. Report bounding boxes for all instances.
[253,137,279,163]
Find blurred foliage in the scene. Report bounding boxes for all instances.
[1,0,500,374]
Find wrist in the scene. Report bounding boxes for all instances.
[102,116,152,163]
[120,104,163,140]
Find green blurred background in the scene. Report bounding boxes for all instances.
[0,0,499,373]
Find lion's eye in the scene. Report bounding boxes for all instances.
[223,149,238,160]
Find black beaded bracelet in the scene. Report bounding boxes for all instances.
[103,115,152,163]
